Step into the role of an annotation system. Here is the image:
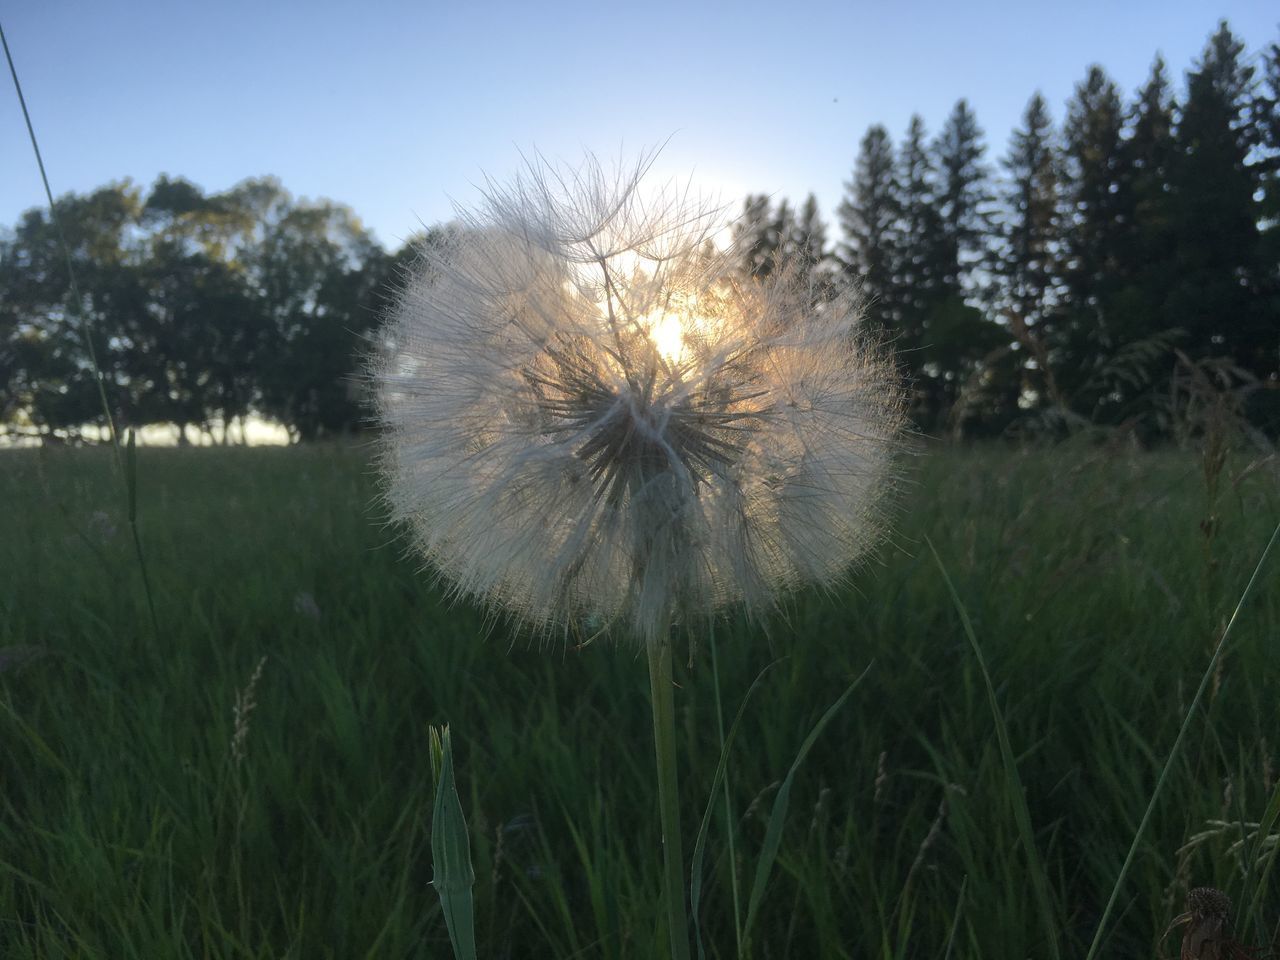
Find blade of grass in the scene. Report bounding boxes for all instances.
[0,697,73,780]
[3,23,160,641]
[1,20,120,455]
[430,726,477,960]
[126,429,160,637]
[648,635,693,960]
[741,661,873,954]
[1082,519,1280,960]
[942,874,968,960]
[690,657,779,960]
[1241,778,1280,939]
[926,535,1061,960]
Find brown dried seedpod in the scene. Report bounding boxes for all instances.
[1167,887,1257,960]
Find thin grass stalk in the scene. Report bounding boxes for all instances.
[648,634,692,960]
[1083,519,1280,960]
[2,21,160,641]
[927,536,1060,960]
[1,21,120,457]
[709,620,744,955]
[942,874,968,960]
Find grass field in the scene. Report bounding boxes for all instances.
[2,441,1278,959]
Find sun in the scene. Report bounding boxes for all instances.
[646,311,688,365]
[635,293,712,368]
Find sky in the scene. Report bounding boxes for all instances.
[2,1,1277,251]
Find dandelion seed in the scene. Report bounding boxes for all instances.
[373,151,904,645]
[374,150,904,960]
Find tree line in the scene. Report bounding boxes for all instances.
[1,174,413,443]
[1,19,1277,443]
[737,20,1278,438]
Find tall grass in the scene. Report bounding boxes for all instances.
[2,442,1278,958]
[2,22,160,642]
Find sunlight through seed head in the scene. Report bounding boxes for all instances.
[373,150,906,645]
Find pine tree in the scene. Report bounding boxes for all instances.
[887,116,944,425]
[1061,64,1129,359]
[894,116,943,351]
[1252,32,1280,382]
[769,198,798,269]
[733,193,828,291]
[996,92,1063,414]
[1125,56,1178,301]
[837,124,899,333]
[792,193,831,299]
[999,94,1062,330]
[925,100,1004,431]
[1169,21,1265,374]
[1259,33,1280,225]
[734,194,777,279]
[933,99,993,297]
[793,193,827,274]
[1104,54,1182,421]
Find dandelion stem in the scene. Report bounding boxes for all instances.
[710,621,744,954]
[648,633,692,960]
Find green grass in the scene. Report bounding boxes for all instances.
[1,441,1277,958]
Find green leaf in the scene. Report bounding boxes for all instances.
[430,726,477,960]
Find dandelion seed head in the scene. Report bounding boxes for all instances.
[374,151,905,644]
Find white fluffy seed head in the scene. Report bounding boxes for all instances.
[373,152,905,646]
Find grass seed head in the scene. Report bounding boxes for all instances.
[374,151,905,644]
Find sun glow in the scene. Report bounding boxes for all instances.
[636,293,714,368]
[646,311,689,365]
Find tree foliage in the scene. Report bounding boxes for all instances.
[1,176,396,442]
[826,19,1279,437]
[3,19,1278,443]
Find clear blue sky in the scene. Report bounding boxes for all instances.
[2,1,1276,250]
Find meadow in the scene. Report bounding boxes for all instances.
[1,441,1277,959]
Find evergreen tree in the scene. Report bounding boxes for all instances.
[734,194,778,279]
[1169,21,1266,375]
[1259,33,1280,229]
[1101,55,1183,423]
[1061,64,1129,361]
[933,99,993,296]
[837,124,899,333]
[791,193,831,299]
[894,115,944,366]
[1253,32,1280,400]
[995,92,1063,416]
[925,100,1004,431]
[1124,56,1178,309]
[733,193,828,292]
[998,94,1062,330]
[792,193,827,274]
[769,198,798,268]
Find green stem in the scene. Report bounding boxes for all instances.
[709,622,743,954]
[3,24,160,643]
[647,635,692,960]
